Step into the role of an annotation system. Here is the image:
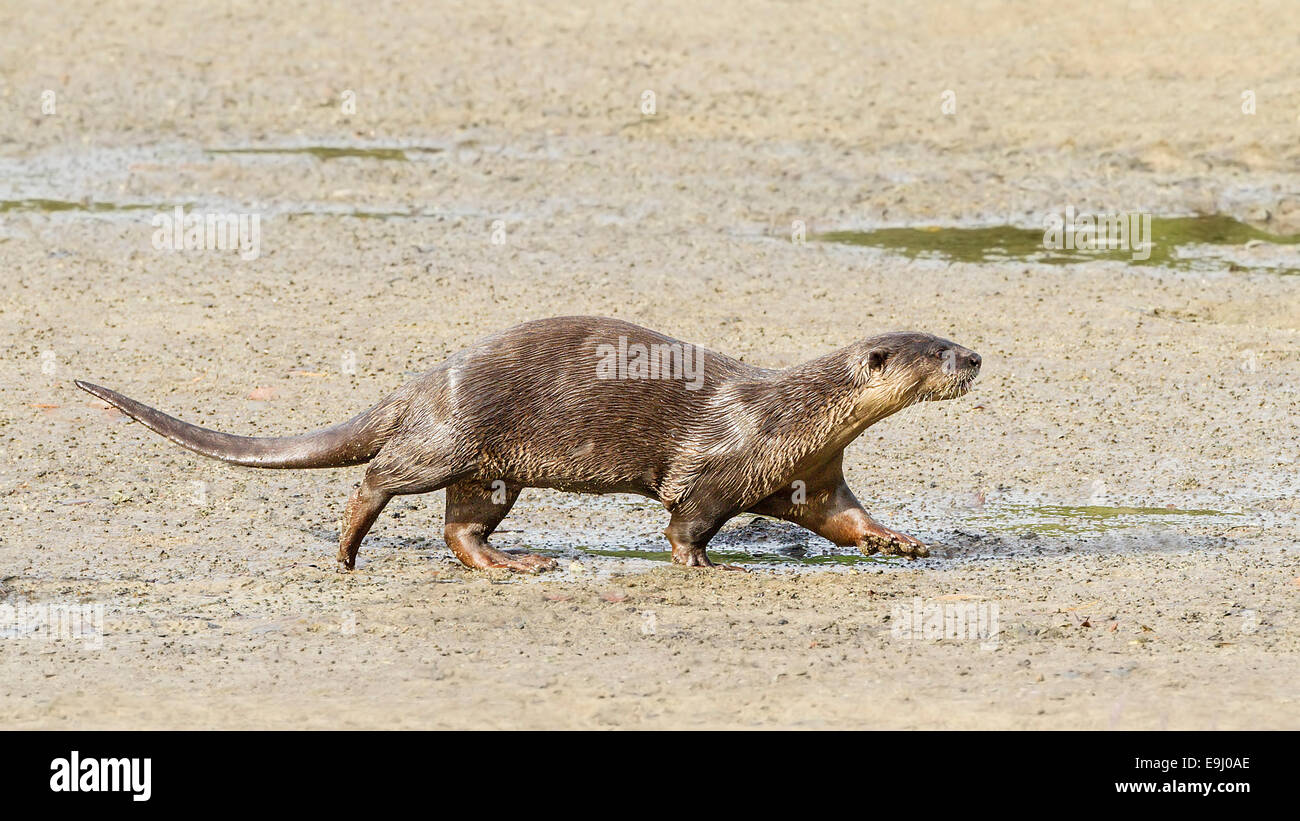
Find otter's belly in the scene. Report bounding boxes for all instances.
[475,439,670,500]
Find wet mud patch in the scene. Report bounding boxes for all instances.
[708,516,901,565]
[494,516,902,571]
[316,498,1250,575]
[924,528,1230,561]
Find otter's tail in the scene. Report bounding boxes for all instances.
[75,380,403,469]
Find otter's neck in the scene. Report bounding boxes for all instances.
[757,345,912,465]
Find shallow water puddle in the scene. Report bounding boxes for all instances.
[963,502,1237,537]
[0,198,165,213]
[205,146,443,162]
[0,197,443,221]
[818,215,1300,275]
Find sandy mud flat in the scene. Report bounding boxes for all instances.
[1,1,1297,728]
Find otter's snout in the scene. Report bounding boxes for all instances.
[934,344,981,400]
[941,346,981,376]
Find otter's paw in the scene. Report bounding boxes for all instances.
[671,547,747,570]
[490,553,559,574]
[857,530,929,559]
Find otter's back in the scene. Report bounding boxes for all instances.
[447,317,754,496]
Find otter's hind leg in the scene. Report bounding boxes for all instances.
[337,440,472,571]
[445,479,557,574]
[337,475,392,571]
[664,512,745,570]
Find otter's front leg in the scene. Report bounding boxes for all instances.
[749,475,929,559]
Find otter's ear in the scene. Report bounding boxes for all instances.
[867,348,889,373]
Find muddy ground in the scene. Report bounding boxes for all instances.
[1,1,1298,729]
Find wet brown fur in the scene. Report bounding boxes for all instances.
[76,316,981,573]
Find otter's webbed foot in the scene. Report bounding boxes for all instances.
[672,547,748,571]
[478,548,559,574]
[492,552,560,574]
[446,527,559,574]
[856,521,929,559]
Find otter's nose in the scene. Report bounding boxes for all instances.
[964,351,981,371]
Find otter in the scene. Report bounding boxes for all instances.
[76,316,981,573]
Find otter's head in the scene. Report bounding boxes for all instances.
[858,331,982,405]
